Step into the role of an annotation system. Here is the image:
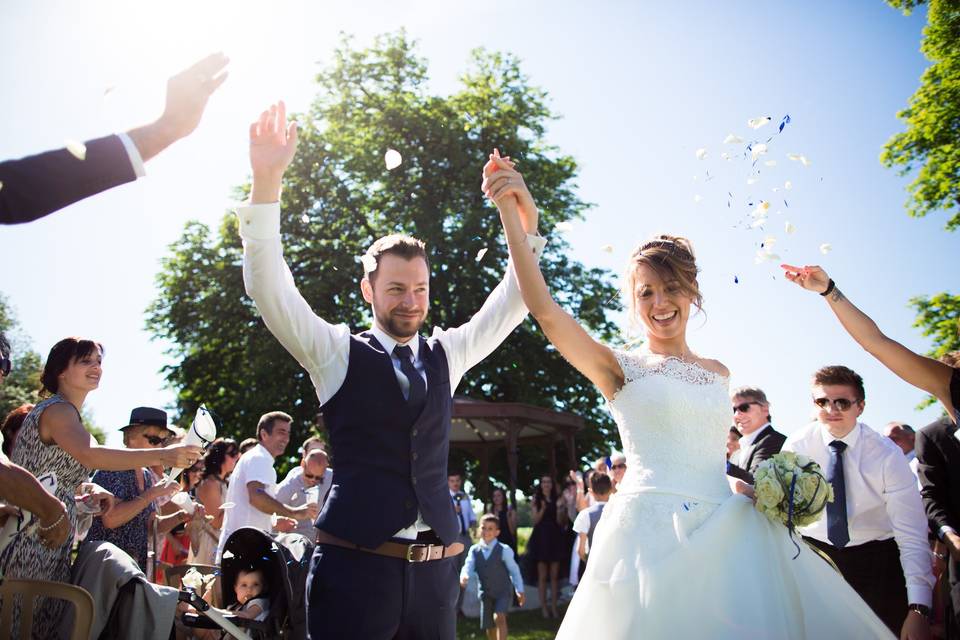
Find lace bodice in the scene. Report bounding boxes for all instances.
[608,349,731,504]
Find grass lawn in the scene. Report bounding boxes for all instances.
[456,605,567,640]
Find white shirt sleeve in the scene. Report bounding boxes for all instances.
[238,203,351,404]
[882,450,936,606]
[246,452,278,492]
[434,234,547,391]
[116,132,146,178]
[572,509,591,534]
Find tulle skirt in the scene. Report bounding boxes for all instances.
[558,491,895,639]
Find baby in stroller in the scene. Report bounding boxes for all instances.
[178,526,312,640]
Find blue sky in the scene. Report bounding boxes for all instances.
[1,0,953,450]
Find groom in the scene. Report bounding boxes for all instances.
[238,102,544,639]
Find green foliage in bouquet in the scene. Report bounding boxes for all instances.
[754,451,833,529]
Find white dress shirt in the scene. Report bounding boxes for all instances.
[783,422,934,606]
[274,467,334,539]
[215,443,277,562]
[238,202,546,538]
[736,422,770,466]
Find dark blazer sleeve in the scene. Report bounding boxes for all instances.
[726,461,754,484]
[916,425,957,534]
[0,134,137,225]
[747,430,787,476]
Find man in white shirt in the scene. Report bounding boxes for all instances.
[783,365,933,638]
[239,103,544,639]
[274,449,332,539]
[215,411,318,561]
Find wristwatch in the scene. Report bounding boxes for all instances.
[908,603,932,620]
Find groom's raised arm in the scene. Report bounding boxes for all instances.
[435,156,546,390]
[238,102,349,403]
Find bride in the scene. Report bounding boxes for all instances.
[482,152,897,639]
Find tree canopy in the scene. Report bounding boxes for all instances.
[147,33,623,486]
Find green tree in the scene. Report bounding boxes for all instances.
[882,0,960,231]
[0,294,105,444]
[911,292,960,359]
[147,33,623,485]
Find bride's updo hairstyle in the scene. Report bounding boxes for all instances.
[624,235,703,326]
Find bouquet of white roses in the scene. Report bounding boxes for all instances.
[754,451,833,530]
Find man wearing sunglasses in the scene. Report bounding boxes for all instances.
[275,448,332,539]
[783,366,933,639]
[725,387,785,485]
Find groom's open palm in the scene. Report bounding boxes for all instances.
[250,101,299,180]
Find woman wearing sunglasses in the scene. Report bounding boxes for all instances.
[486,153,894,638]
[5,337,202,638]
[781,263,958,424]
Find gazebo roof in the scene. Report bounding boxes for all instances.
[450,396,585,444]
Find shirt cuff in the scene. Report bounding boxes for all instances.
[117,132,146,178]
[938,525,957,541]
[237,203,281,241]
[526,233,547,258]
[907,585,933,608]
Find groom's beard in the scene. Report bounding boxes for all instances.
[376,305,427,339]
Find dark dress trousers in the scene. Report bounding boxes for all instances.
[917,415,960,638]
[306,333,460,640]
[725,424,786,484]
[0,135,136,225]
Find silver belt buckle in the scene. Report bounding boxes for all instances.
[406,543,429,562]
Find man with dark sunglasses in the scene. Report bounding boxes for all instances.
[275,448,332,538]
[783,365,933,639]
[725,386,785,485]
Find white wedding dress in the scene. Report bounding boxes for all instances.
[557,349,895,639]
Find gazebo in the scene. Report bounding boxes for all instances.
[449,396,586,505]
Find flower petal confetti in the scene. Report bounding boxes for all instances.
[475,248,488,262]
[222,550,235,559]
[300,214,310,224]
[747,177,758,185]
[799,156,812,167]
[384,149,402,170]
[819,243,832,255]
[219,502,235,510]
[764,160,777,167]
[65,140,87,161]
[723,134,744,144]
[763,235,777,248]
[734,275,739,284]
[749,143,768,161]
[693,194,703,203]
[695,148,707,160]
[751,201,771,218]
[785,221,796,234]
[750,218,767,229]
[720,152,731,161]
[784,180,792,190]
[778,114,791,133]
[361,254,378,273]
[747,116,772,130]
[601,244,614,253]
[554,221,573,233]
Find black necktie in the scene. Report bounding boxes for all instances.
[393,344,426,413]
[826,440,850,548]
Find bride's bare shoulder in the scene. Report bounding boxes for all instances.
[696,357,730,379]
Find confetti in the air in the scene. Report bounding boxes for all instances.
[695,148,708,160]
[720,152,731,161]
[784,180,793,190]
[747,116,772,130]
[222,550,235,559]
[384,149,402,170]
[734,275,740,284]
[747,177,758,185]
[65,140,87,161]
[763,235,777,248]
[764,160,777,167]
[475,248,488,262]
[749,143,768,161]
[819,243,832,255]
[555,221,574,233]
[693,194,703,203]
[723,134,744,144]
[778,114,792,133]
[785,221,796,234]
[219,502,235,510]
[361,254,378,273]
[601,244,614,253]
[751,201,771,218]
[799,156,812,167]
[300,214,310,224]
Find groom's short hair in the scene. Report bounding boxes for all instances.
[732,386,771,423]
[363,234,428,283]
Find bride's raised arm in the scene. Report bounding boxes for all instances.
[482,152,623,401]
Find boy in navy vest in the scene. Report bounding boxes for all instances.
[239,103,544,639]
[459,514,526,639]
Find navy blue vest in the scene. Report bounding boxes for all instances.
[315,332,459,548]
[472,543,512,599]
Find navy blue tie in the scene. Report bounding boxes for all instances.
[393,344,426,413]
[826,440,850,548]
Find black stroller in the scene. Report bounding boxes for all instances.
[180,527,314,639]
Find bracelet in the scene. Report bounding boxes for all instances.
[38,510,66,533]
[820,279,835,297]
